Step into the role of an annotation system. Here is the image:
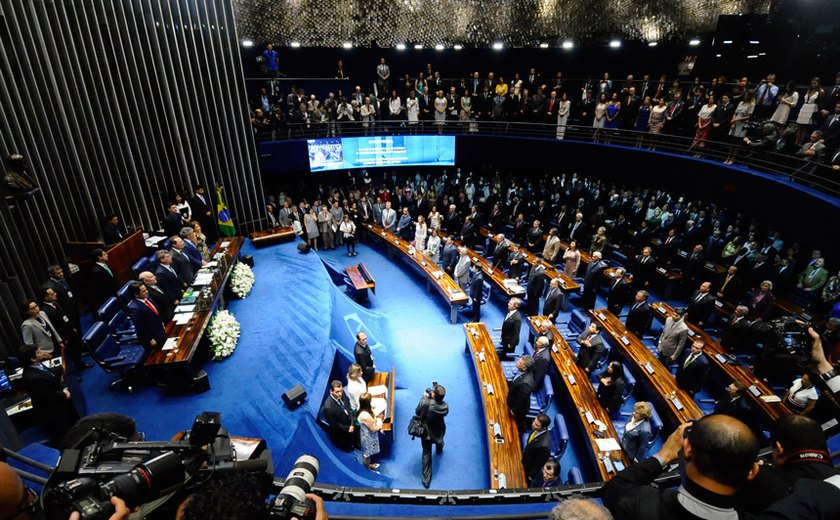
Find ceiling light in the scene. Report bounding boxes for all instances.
[492,42,504,50]
[689,39,700,46]
[716,53,722,57]
[723,40,733,44]
[435,44,444,50]
[747,54,758,59]
[562,41,574,49]
[539,43,549,48]
[342,42,352,49]
[648,41,658,47]
[241,39,254,47]
[414,44,423,49]
[749,40,760,44]
[290,41,301,48]
[453,44,463,50]
[396,43,406,50]
[609,40,621,48]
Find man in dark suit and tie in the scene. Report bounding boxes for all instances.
[716,265,745,304]
[163,203,184,238]
[542,278,564,322]
[89,248,118,312]
[676,340,711,396]
[522,414,552,482]
[507,355,536,433]
[46,264,80,327]
[576,321,605,373]
[625,290,653,338]
[180,227,207,271]
[102,213,126,246]
[720,305,752,352]
[531,336,551,388]
[501,298,523,356]
[320,380,356,452]
[686,281,715,327]
[126,281,167,351]
[169,236,195,285]
[39,286,91,371]
[525,264,547,316]
[190,185,216,242]
[155,250,186,300]
[139,271,176,324]
[19,343,79,445]
[660,229,681,266]
[568,213,588,243]
[606,268,632,315]
[634,247,657,289]
[580,251,606,310]
[469,264,484,322]
[491,233,510,269]
[353,331,375,382]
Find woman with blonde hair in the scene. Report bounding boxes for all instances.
[621,401,653,463]
[357,392,383,472]
[345,363,367,412]
[189,221,210,260]
[590,227,608,253]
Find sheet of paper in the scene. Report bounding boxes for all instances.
[173,313,193,325]
[176,304,196,313]
[371,397,388,417]
[760,395,782,403]
[595,438,622,451]
[162,337,180,351]
[367,385,388,396]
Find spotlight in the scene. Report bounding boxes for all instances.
[689,39,700,46]
[648,41,658,47]
[609,40,621,48]
[716,53,722,57]
[562,41,573,49]
[241,39,254,47]
[435,44,444,50]
[342,42,353,49]
[492,42,503,50]
[723,40,733,44]
[290,42,301,48]
[453,44,463,50]
[747,54,758,59]
[396,43,406,50]
[414,44,423,49]
[749,40,760,44]
[539,43,549,48]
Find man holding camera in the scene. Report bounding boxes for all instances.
[416,384,448,489]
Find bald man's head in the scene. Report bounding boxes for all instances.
[686,414,759,490]
[0,461,28,519]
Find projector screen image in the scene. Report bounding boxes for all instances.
[307,135,456,172]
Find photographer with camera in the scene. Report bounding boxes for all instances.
[415,383,448,489]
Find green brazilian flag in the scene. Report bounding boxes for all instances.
[216,186,236,237]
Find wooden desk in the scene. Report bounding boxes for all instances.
[145,237,244,367]
[650,302,790,423]
[249,226,296,247]
[463,322,528,489]
[437,230,526,299]
[527,317,629,481]
[479,228,580,310]
[369,368,396,434]
[346,262,376,295]
[588,309,703,425]
[67,229,147,286]
[365,223,468,323]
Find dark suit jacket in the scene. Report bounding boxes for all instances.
[183,240,204,269]
[22,365,78,442]
[470,272,484,303]
[89,263,118,311]
[607,279,633,314]
[103,222,126,245]
[576,329,605,372]
[127,299,167,349]
[583,260,606,294]
[597,372,626,412]
[676,351,710,394]
[147,285,175,324]
[440,243,459,273]
[321,394,355,451]
[714,394,752,425]
[686,291,715,325]
[45,277,80,324]
[417,397,449,444]
[164,212,183,238]
[170,249,194,285]
[542,288,563,321]
[40,301,76,343]
[501,311,522,350]
[354,341,375,382]
[522,429,552,482]
[155,265,184,300]
[531,347,551,387]
[507,371,535,430]
[716,274,745,303]
[720,316,751,352]
[625,302,653,338]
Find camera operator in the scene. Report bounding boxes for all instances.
[416,383,448,489]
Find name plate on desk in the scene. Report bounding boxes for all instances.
[497,474,507,489]
[552,345,559,353]
[614,460,626,472]
[621,336,630,346]
[655,305,667,314]
[687,329,696,337]
[433,271,443,280]
[715,353,728,364]
[671,398,684,411]
[478,351,486,363]
[597,313,607,321]
[485,383,494,395]
[492,422,503,439]
[603,457,615,474]
[644,363,655,374]
[657,267,667,274]
[748,385,761,397]
[381,232,386,237]
[704,262,716,270]
[162,337,180,351]
[558,279,566,286]
[420,261,427,267]
[585,411,594,424]
[678,250,688,258]
[567,374,576,385]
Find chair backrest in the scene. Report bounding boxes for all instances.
[622,364,636,399]
[147,253,160,272]
[569,310,588,333]
[107,310,132,332]
[523,341,534,356]
[116,281,134,307]
[82,321,110,359]
[94,335,122,365]
[552,413,569,458]
[96,297,121,322]
[648,406,663,447]
[611,250,628,267]
[131,257,151,278]
[567,467,583,485]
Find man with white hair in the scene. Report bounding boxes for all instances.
[454,247,471,289]
[548,495,613,520]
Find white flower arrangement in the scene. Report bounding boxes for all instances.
[230,262,255,298]
[208,309,240,360]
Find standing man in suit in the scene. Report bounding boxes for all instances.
[606,267,632,315]
[139,271,176,324]
[45,264,80,328]
[38,287,90,371]
[491,233,510,269]
[163,203,184,238]
[155,249,186,299]
[501,298,523,356]
[568,213,588,242]
[381,201,397,232]
[190,185,216,243]
[320,380,356,452]
[507,355,536,433]
[522,414,552,482]
[542,278,563,322]
[469,263,484,322]
[721,305,752,352]
[580,251,606,310]
[625,290,653,338]
[169,236,195,285]
[676,340,711,396]
[126,281,166,351]
[19,343,79,445]
[525,264,547,316]
[716,265,745,304]
[634,247,657,289]
[417,383,449,488]
[576,321,605,374]
[507,244,526,280]
[102,214,126,246]
[531,336,551,388]
[798,257,829,293]
[597,361,627,413]
[180,227,207,271]
[686,281,715,326]
[395,207,413,241]
[353,331,375,383]
[440,237,459,276]
[657,307,689,365]
[454,247,471,290]
[89,248,118,312]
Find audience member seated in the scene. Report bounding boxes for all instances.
[783,373,818,416]
[530,458,562,489]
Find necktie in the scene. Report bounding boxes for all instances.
[694,293,703,303]
[684,354,695,368]
[528,430,539,443]
[632,302,640,311]
[721,276,731,291]
[758,86,767,105]
[102,263,113,277]
[144,299,159,315]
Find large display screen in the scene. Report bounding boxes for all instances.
[307,135,455,172]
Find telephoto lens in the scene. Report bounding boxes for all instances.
[271,455,320,519]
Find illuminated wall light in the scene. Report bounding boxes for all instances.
[241,39,254,47]
[492,42,504,50]
[453,44,463,50]
[716,53,722,57]
[342,42,352,49]
[747,54,758,59]
[648,41,658,47]
[758,52,766,56]
[539,43,549,48]
[689,39,700,46]
[609,40,621,48]
[290,41,301,47]
[723,40,733,44]
[749,40,760,44]
[414,44,423,49]
[396,43,406,50]
[562,41,574,49]
[435,44,444,50]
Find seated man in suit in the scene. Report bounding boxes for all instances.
[507,354,536,433]
[531,459,562,489]
[625,290,653,338]
[576,321,605,374]
[169,236,195,284]
[501,298,523,356]
[686,281,715,327]
[89,248,118,312]
[320,380,357,452]
[18,343,79,445]
[676,340,711,397]
[138,271,176,324]
[522,414,552,483]
[126,281,167,351]
[542,277,564,323]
